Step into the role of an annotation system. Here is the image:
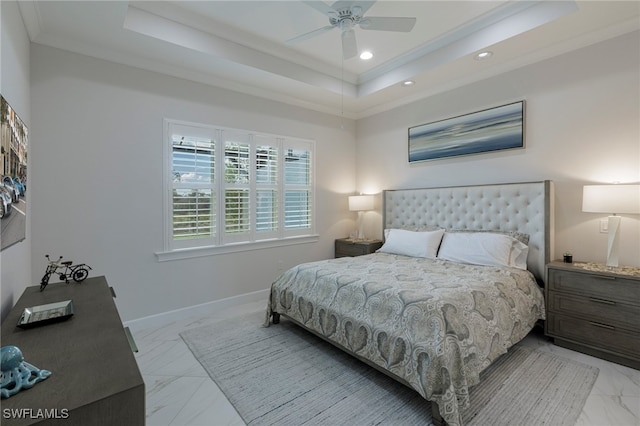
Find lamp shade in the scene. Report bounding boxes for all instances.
[582,184,640,214]
[349,195,374,212]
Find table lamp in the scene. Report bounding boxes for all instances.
[349,195,374,240]
[582,184,640,267]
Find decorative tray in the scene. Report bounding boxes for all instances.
[17,300,74,328]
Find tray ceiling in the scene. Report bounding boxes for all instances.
[19,1,640,118]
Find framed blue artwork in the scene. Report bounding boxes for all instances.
[408,101,524,163]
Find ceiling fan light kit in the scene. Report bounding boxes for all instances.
[287,0,417,59]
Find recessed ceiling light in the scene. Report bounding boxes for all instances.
[359,51,373,60]
[474,51,493,60]
[401,80,415,87]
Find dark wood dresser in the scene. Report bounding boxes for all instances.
[545,261,640,370]
[1,276,145,425]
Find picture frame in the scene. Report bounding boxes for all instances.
[1,95,28,251]
[408,101,525,163]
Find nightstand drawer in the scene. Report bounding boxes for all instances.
[547,313,640,360]
[547,292,640,329]
[335,239,383,258]
[336,243,368,257]
[548,269,640,302]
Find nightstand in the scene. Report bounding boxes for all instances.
[335,238,383,258]
[545,261,640,370]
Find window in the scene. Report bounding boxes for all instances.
[162,120,315,257]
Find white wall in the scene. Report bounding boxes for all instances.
[356,31,640,268]
[30,45,356,321]
[1,0,32,321]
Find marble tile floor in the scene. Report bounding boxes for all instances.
[132,301,640,426]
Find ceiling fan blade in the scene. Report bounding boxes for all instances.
[285,25,336,45]
[341,29,357,59]
[359,16,416,32]
[301,1,335,15]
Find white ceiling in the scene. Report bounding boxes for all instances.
[18,1,640,119]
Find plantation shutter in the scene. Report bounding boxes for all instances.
[223,130,251,243]
[165,120,314,253]
[255,135,279,239]
[283,139,313,236]
[169,124,216,249]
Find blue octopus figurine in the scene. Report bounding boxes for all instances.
[1,346,51,398]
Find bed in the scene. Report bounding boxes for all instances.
[265,181,554,426]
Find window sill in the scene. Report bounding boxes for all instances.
[155,234,320,262]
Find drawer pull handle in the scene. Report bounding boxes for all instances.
[593,275,616,280]
[588,321,616,330]
[124,327,139,353]
[588,297,616,305]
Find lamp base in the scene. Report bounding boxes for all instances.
[606,215,621,267]
[356,211,365,240]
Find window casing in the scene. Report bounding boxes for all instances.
[163,119,315,256]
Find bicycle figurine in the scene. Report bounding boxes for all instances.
[40,255,92,291]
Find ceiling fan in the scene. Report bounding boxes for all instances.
[286,0,417,59]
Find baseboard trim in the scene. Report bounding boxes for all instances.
[124,288,269,332]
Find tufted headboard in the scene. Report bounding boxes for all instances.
[383,181,555,284]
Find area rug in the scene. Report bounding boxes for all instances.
[180,311,598,426]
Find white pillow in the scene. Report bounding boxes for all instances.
[378,228,445,258]
[509,239,529,270]
[437,232,529,270]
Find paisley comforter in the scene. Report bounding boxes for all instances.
[265,253,545,426]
